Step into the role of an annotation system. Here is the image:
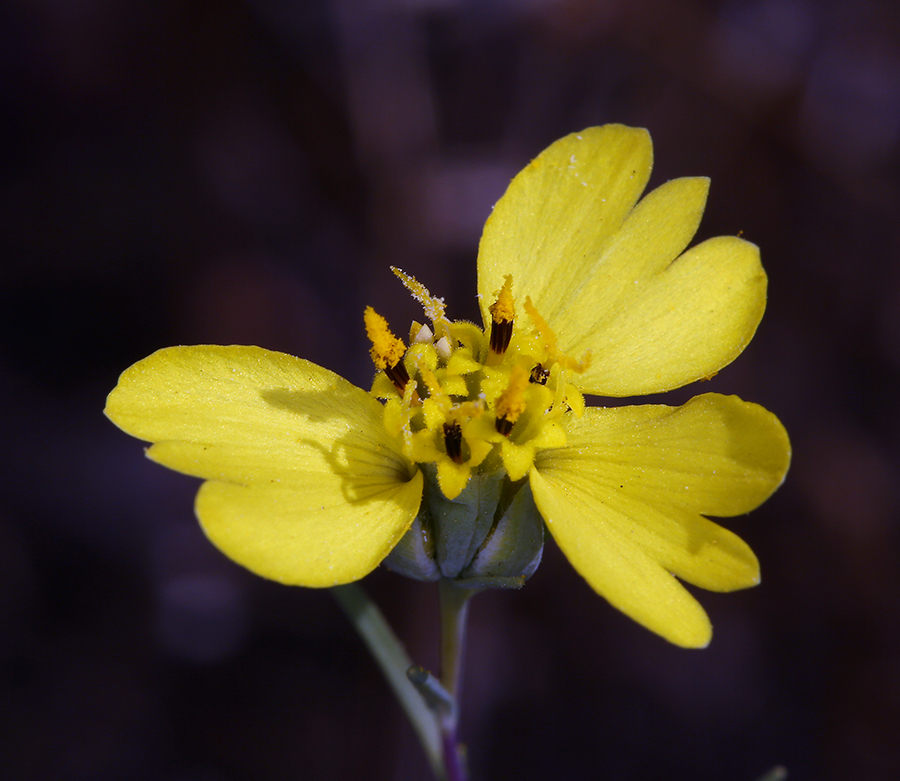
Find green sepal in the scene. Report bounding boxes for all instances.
[424,464,503,578]
[385,466,545,588]
[461,480,543,581]
[383,512,441,581]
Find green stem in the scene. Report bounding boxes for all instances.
[438,579,476,781]
[439,580,472,699]
[331,583,444,779]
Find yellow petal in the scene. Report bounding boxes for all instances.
[106,345,423,586]
[436,458,472,500]
[477,124,766,396]
[516,175,709,338]
[499,438,537,482]
[530,468,712,647]
[197,474,423,587]
[530,393,790,646]
[576,235,766,395]
[477,124,652,326]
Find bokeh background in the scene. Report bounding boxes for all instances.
[2,0,899,779]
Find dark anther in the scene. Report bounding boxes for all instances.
[489,319,513,355]
[495,416,514,437]
[530,364,549,385]
[384,360,411,393]
[443,422,464,464]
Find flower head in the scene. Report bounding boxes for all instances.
[106,125,790,648]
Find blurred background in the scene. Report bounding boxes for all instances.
[2,0,899,779]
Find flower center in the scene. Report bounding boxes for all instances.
[366,268,588,499]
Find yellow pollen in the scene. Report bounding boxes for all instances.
[522,296,557,354]
[522,296,592,374]
[391,267,448,325]
[495,363,529,425]
[417,363,442,400]
[364,306,405,370]
[489,275,515,324]
[448,400,485,424]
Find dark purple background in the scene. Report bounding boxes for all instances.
[2,1,899,779]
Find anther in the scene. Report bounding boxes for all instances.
[495,363,528,437]
[488,275,515,357]
[443,422,464,464]
[495,416,514,437]
[530,364,550,385]
[489,319,513,356]
[384,361,411,393]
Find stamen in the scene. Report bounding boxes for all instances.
[384,362,412,393]
[495,416,514,437]
[488,275,515,357]
[495,363,528,436]
[530,364,550,385]
[364,306,409,392]
[443,422,464,464]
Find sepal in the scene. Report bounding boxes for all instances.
[426,465,504,578]
[383,512,441,581]
[461,480,543,583]
[383,465,544,589]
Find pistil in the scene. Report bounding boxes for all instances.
[364,306,411,393]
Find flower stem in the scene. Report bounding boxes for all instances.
[331,583,444,779]
[438,579,476,781]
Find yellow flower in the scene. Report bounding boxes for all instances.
[105,124,790,648]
